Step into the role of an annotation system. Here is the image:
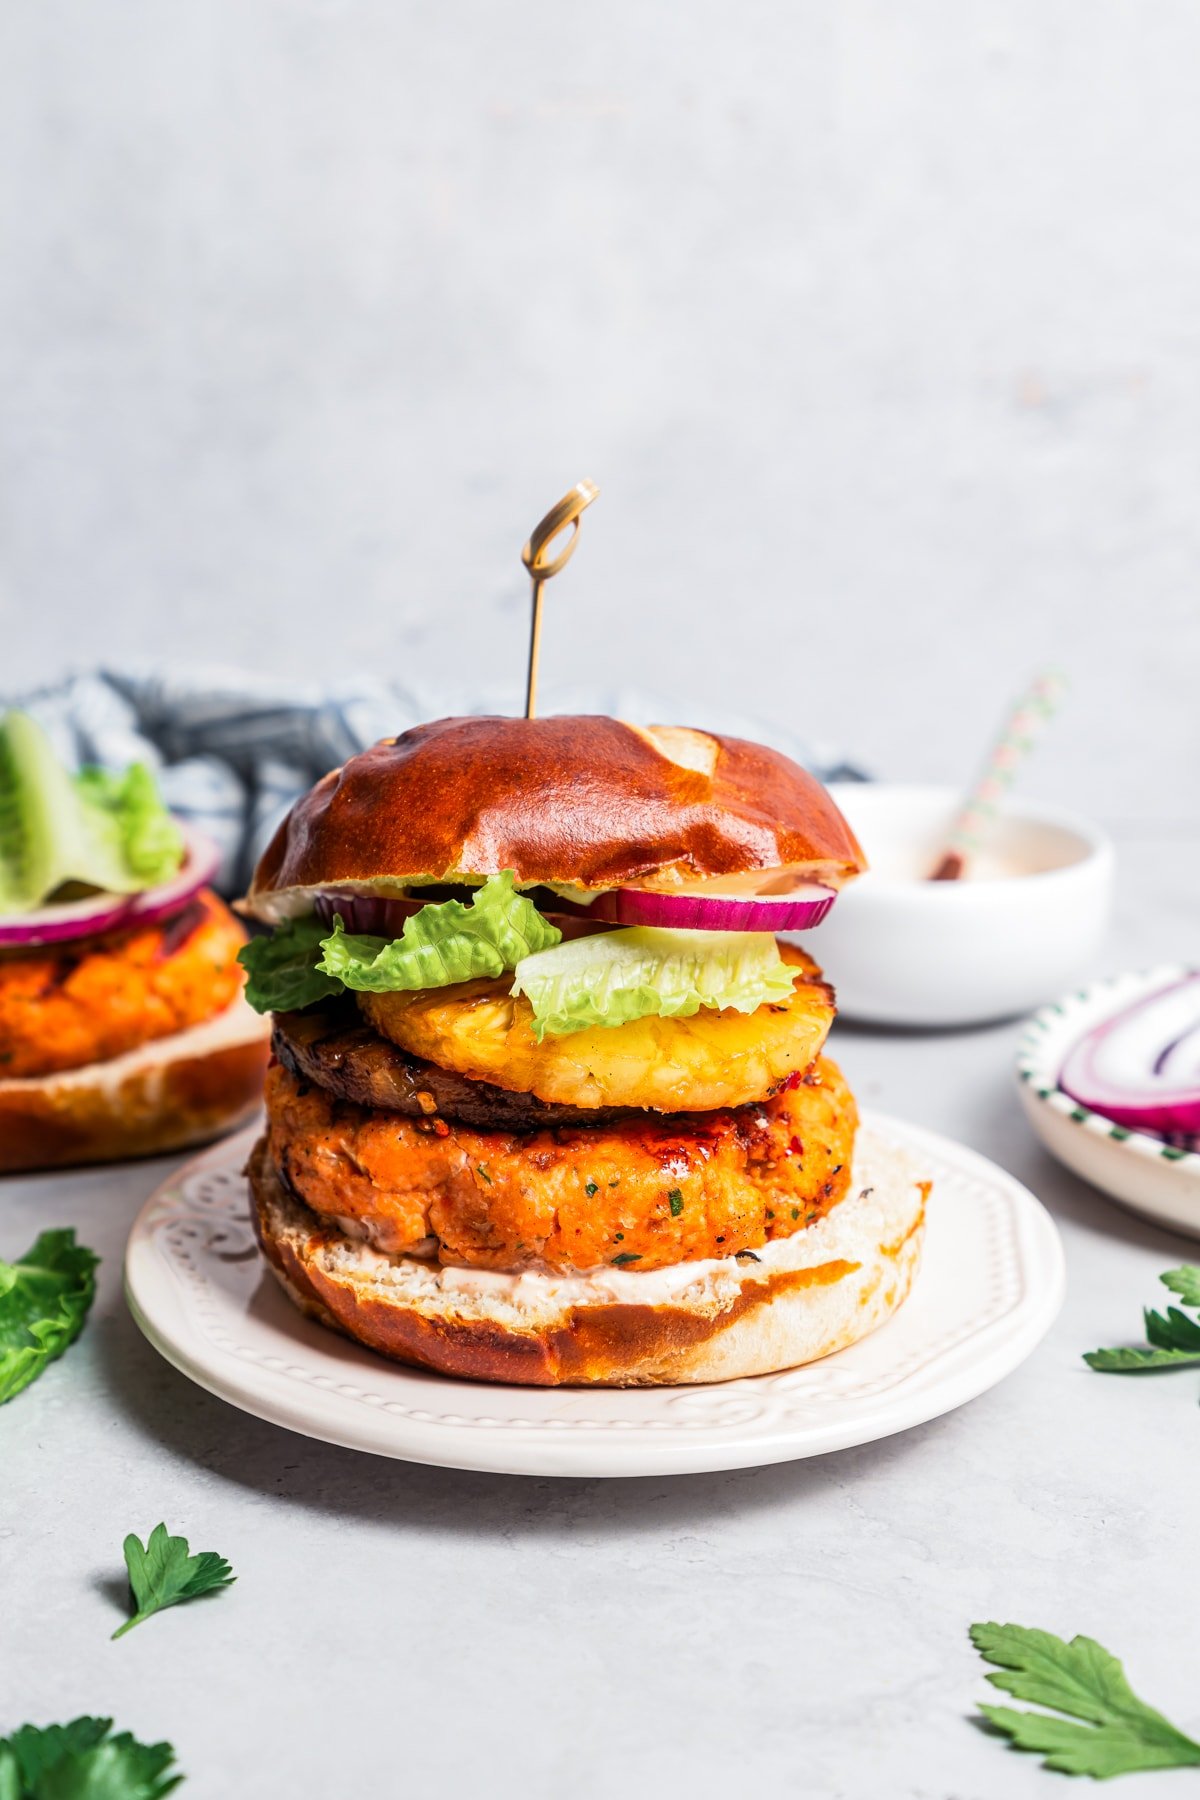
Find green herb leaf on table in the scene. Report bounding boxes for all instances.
[970,1621,1200,1778]
[0,1715,183,1798]
[0,1230,99,1405]
[112,1524,234,1640]
[1084,1264,1200,1374]
[1161,1265,1200,1308]
[1145,1303,1200,1352]
[1084,1344,1200,1372]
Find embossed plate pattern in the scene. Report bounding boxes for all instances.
[124,1114,1064,1477]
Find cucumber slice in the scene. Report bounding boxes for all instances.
[511,926,797,1039]
[0,711,81,911]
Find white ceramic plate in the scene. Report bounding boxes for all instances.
[1017,966,1200,1241]
[125,1114,1064,1478]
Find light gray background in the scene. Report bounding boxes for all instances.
[3,2,1198,825]
[3,6,1200,1797]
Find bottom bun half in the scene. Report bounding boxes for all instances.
[251,1132,930,1388]
[0,996,270,1173]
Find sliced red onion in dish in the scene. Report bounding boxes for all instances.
[590,884,837,933]
[1059,973,1200,1138]
[0,826,222,950]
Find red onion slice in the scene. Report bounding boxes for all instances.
[312,892,423,936]
[594,884,837,933]
[1059,973,1200,1138]
[0,826,222,950]
[312,883,837,938]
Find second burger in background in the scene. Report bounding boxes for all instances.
[238,715,930,1387]
[0,711,269,1171]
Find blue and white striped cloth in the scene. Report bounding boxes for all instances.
[6,666,864,897]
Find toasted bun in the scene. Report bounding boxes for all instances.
[0,997,270,1173]
[243,716,864,918]
[250,1131,928,1387]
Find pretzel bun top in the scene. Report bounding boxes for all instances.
[243,716,864,919]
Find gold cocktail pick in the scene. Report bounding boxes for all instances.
[521,479,600,718]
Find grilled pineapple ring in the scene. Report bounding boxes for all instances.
[359,943,835,1113]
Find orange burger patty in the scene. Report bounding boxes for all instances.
[0,889,247,1079]
[264,1055,859,1274]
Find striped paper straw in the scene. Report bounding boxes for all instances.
[932,671,1067,878]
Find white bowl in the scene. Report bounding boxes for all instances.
[809,784,1114,1028]
[1016,967,1200,1240]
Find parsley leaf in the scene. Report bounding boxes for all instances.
[1145,1303,1200,1352]
[668,1188,684,1217]
[0,1715,183,1797]
[0,1230,98,1405]
[612,1252,642,1267]
[971,1622,1200,1778]
[1085,1264,1200,1373]
[1162,1264,1200,1308]
[1084,1345,1200,1372]
[112,1524,234,1640]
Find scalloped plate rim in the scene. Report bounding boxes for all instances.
[1015,965,1200,1240]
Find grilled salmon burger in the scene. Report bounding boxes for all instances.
[0,711,269,1171]
[238,715,929,1387]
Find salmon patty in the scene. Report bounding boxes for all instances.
[0,890,248,1079]
[264,1054,858,1274]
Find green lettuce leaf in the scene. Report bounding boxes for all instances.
[511,927,797,1039]
[73,764,184,885]
[317,872,561,993]
[0,711,183,913]
[237,917,343,1014]
[0,1229,99,1405]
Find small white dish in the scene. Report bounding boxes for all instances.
[1017,966,1200,1240]
[812,784,1114,1027]
[124,1116,1063,1478]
